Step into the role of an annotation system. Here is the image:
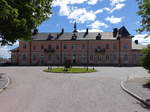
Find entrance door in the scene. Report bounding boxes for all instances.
[73,55,76,64]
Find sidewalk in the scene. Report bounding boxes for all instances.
[123,77,150,106]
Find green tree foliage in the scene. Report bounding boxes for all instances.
[141,45,150,70]
[137,0,150,33]
[0,0,52,45]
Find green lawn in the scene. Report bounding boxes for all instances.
[44,67,96,73]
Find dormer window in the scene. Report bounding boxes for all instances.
[96,33,101,40]
[71,33,77,40]
[47,33,53,40]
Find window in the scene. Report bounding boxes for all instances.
[56,45,59,49]
[33,55,36,61]
[113,44,117,49]
[33,46,36,50]
[124,44,128,49]
[106,44,109,49]
[22,54,26,61]
[82,44,85,49]
[98,56,101,61]
[82,55,86,61]
[106,55,109,61]
[64,54,67,61]
[64,45,67,49]
[98,46,101,49]
[124,54,128,61]
[48,45,51,49]
[72,44,77,49]
[41,45,44,50]
[23,44,26,49]
[56,55,59,60]
[48,55,51,61]
[113,55,117,61]
[90,55,93,61]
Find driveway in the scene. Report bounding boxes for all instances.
[0,67,149,112]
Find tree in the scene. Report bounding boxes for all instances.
[137,0,150,33]
[141,45,150,71]
[0,0,53,45]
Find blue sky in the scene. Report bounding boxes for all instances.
[0,0,150,58]
[38,0,140,35]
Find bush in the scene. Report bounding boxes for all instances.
[141,45,150,71]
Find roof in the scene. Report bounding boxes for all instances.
[32,32,115,41]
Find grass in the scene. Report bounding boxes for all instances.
[44,67,96,73]
[146,79,150,84]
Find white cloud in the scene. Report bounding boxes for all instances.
[106,16,122,24]
[88,0,99,5]
[88,20,108,29]
[94,9,104,14]
[78,29,103,32]
[110,3,125,13]
[53,0,101,6]
[53,0,104,24]
[133,34,150,45]
[110,0,126,6]
[68,8,97,23]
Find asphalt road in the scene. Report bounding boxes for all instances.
[0,67,150,112]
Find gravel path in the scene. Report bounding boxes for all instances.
[0,67,149,112]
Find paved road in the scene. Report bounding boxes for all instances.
[0,67,150,112]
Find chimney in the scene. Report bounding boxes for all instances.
[86,28,88,34]
[61,28,64,34]
[113,28,118,37]
[83,28,89,38]
[135,40,138,44]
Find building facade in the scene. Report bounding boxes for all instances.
[11,25,145,66]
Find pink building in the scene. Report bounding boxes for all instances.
[11,25,145,66]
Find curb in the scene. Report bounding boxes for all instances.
[121,80,150,107]
[0,76,10,93]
